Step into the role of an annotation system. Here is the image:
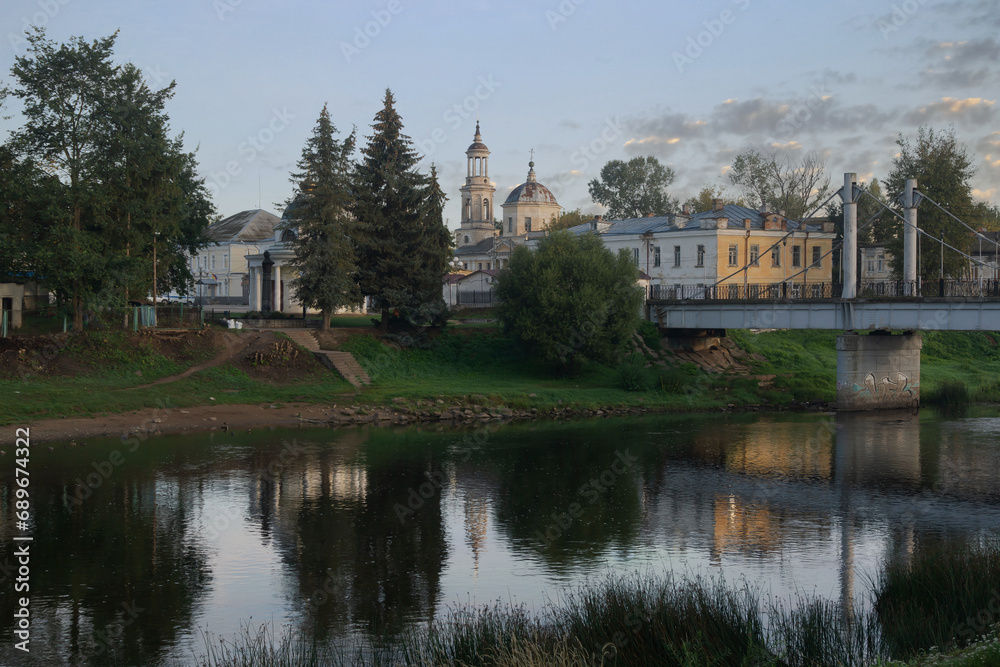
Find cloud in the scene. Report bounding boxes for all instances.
[905,97,997,125]
[918,38,1000,87]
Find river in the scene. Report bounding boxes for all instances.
[1,408,999,665]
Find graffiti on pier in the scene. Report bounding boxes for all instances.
[853,372,918,400]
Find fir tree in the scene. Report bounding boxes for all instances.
[353,89,451,332]
[286,104,358,330]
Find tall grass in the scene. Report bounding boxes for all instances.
[873,536,1000,659]
[192,536,1000,666]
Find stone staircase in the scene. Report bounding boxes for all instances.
[280,330,372,388]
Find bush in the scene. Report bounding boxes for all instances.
[924,379,972,407]
[619,354,656,391]
[637,320,662,351]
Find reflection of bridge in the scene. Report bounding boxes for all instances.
[645,174,1000,411]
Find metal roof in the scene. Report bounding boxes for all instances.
[454,238,495,256]
[603,215,679,235]
[205,209,281,243]
[503,181,559,205]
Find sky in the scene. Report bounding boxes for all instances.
[1,0,998,231]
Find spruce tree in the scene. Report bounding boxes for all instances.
[353,89,451,332]
[286,104,358,330]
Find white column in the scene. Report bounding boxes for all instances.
[842,173,858,299]
[253,268,262,311]
[903,179,918,295]
[273,265,281,312]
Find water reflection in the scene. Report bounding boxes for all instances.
[1,409,999,665]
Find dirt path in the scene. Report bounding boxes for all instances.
[129,332,249,389]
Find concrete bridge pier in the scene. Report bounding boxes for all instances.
[836,332,921,410]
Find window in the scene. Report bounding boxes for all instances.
[877,254,885,272]
[792,245,802,268]
[749,245,759,266]
[465,198,471,219]
[673,246,681,268]
[525,217,532,232]
[632,248,640,265]
[211,254,216,270]
[478,263,482,270]
[653,246,661,268]
[771,245,781,267]
[812,246,821,268]
[867,255,875,272]
[696,245,705,267]
[508,217,513,234]
[464,235,470,244]
[462,263,468,270]
[728,244,738,266]
[224,254,229,270]
[484,199,490,219]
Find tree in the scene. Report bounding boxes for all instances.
[285,104,358,331]
[587,156,678,220]
[549,208,598,231]
[6,28,214,327]
[494,231,644,373]
[884,127,977,280]
[682,185,744,214]
[353,89,451,333]
[728,148,831,220]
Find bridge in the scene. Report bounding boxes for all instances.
[645,175,1000,411]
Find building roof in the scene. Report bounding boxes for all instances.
[563,220,614,235]
[603,215,679,235]
[503,160,559,206]
[205,209,281,243]
[454,237,495,257]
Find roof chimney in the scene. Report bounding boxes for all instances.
[646,212,655,217]
[760,203,770,214]
[682,203,691,215]
[712,198,724,212]
[593,214,602,221]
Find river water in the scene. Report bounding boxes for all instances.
[2,409,1000,665]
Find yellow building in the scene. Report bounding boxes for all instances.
[601,200,837,298]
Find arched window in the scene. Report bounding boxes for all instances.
[465,198,472,219]
[280,229,296,242]
[464,236,470,244]
[483,198,490,220]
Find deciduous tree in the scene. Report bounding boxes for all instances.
[495,231,643,373]
[587,156,678,220]
[728,148,830,220]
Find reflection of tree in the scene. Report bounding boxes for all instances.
[256,432,448,639]
[489,432,643,569]
[0,466,210,666]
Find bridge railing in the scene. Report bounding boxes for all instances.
[648,282,836,301]
[860,280,1000,298]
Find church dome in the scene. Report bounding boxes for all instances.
[503,161,558,205]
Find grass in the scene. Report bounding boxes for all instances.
[0,330,354,425]
[190,535,1000,666]
[873,536,1000,659]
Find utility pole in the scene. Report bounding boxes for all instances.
[841,173,858,299]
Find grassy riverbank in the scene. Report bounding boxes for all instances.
[2,324,998,427]
[191,536,1000,667]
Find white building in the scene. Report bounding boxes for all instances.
[188,209,281,305]
[452,124,562,271]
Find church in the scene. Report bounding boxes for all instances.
[452,123,562,271]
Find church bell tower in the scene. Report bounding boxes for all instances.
[457,122,496,247]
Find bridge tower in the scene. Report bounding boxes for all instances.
[836,173,921,411]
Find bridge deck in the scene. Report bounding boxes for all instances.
[648,298,1000,331]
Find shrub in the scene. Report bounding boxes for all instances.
[637,320,662,351]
